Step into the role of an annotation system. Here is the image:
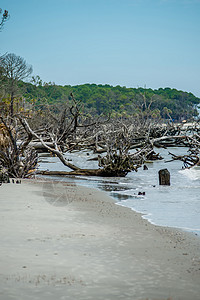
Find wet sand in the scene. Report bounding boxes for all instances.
[0,179,200,300]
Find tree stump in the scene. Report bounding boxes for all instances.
[158,168,170,185]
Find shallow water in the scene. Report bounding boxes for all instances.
[38,147,200,236]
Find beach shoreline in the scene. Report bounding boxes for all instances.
[0,178,200,300]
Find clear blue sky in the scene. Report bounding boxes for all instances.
[1,0,200,96]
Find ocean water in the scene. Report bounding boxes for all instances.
[38,147,200,236]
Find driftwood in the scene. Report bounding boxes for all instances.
[0,166,10,183]
[0,123,11,150]
[2,105,200,178]
[146,150,163,160]
[37,148,153,177]
[19,115,200,177]
[0,117,38,178]
[167,152,200,169]
[19,117,158,177]
[30,99,200,154]
[37,168,125,177]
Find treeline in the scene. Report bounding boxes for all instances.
[1,53,200,121]
[20,80,200,121]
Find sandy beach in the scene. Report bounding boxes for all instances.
[0,179,200,300]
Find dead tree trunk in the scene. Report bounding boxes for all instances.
[19,117,152,177]
[0,117,38,178]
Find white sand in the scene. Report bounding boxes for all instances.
[0,179,200,300]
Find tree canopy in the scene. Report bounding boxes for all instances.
[19,81,200,121]
[0,53,33,116]
[0,53,199,121]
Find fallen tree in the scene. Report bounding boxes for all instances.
[167,150,200,169]
[1,109,200,178]
[0,117,38,178]
[19,116,155,177]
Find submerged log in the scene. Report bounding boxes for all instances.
[159,168,170,185]
[146,150,163,160]
[37,168,128,177]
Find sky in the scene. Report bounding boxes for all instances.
[0,0,200,97]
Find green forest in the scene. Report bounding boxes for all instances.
[19,79,200,121]
[0,52,200,121]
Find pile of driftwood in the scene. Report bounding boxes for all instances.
[0,98,200,179]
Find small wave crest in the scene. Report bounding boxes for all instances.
[179,167,200,181]
[111,188,145,197]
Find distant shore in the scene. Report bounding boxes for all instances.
[0,179,200,300]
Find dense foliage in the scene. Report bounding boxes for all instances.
[18,80,200,121]
[0,71,198,121]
